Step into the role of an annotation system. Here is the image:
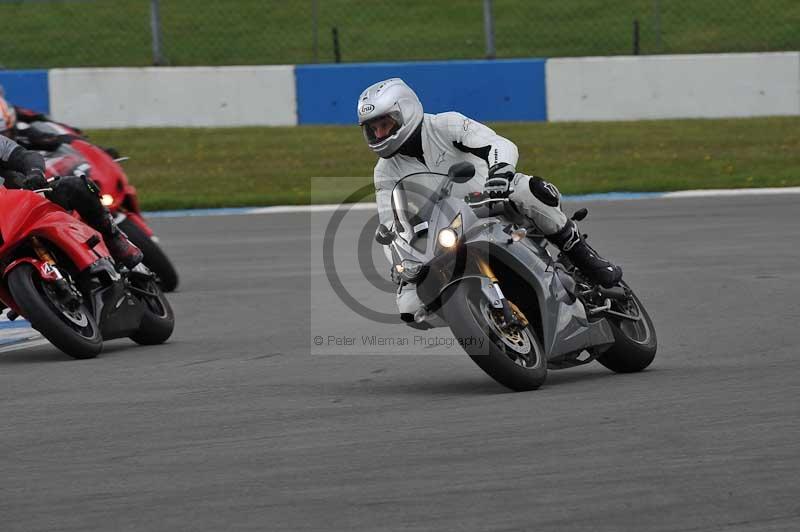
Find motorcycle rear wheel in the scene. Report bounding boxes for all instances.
[597,282,657,373]
[443,281,547,391]
[118,217,179,292]
[7,264,102,359]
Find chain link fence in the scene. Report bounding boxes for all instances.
[1,0,797,69]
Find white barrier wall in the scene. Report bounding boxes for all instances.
[45,52,800,127]
[547,52,800,122]
[49,66,297,128]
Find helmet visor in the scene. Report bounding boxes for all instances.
[362,112,402,144]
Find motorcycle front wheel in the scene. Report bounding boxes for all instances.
[7,264,102,359]
[442,281,547,391]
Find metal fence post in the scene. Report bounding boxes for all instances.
[332,27,341,63]
[483,0,496,59]
[654,0,663,52]
[150,0,165,65]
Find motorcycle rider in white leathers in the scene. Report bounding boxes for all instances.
[358,78,622,328]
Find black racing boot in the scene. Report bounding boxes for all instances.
[95,213,144,269]
[548,220,622,288]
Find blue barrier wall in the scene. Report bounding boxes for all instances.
[0,70,50,114]
[296,59,547,125]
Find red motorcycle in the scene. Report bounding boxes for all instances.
[27,120,179,292]
[0,180,174,359]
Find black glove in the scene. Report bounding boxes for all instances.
[484,163,516,198]
[21,168,48,191]
[375,223,395,245]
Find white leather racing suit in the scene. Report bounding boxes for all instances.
[374,112,568,318]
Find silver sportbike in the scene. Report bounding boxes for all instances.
[376,162,657,391]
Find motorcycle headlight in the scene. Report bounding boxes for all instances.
[437,228,458,249]
[101,194,114,206]
[436,214,462,253]
[398,259,425,283]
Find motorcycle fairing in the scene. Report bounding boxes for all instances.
[4,257,60,282]
[445,229,615,361]
[0,189,111,272]
[397,190,614,361]
[0,258,61,315]
[388,170,615,362]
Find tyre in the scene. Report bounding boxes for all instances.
[7,264,102,359]
[597,282,657,373]
[442,281,547,391]
[128,276,174,345]
[118,217,179,292]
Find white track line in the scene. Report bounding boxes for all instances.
[662,186,800,198]
[0,338,49,354]
[144,187,800,218]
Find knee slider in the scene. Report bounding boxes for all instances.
[528,176,561,207]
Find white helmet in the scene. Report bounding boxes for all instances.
[357,78,423,158]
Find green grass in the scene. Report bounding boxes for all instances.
[1,0,798,68]
[85,116,800,211]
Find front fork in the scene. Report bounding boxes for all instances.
[31,237,82,309]
[475,256,526,329]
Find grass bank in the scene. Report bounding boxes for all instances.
[87,116,800,211]
[2,1,798,68]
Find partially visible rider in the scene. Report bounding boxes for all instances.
[0,97,142,268]
[358,78,622,326]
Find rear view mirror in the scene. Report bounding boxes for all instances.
[571,208,588,222]
[375,223,395,245]
[447,162,475,184]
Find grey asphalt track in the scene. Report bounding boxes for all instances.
[1,194,799,532]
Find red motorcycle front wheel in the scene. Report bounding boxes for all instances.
[7,264,102,359]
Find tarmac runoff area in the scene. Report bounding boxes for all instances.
[0,189,798,532]
[0,311,45,352]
